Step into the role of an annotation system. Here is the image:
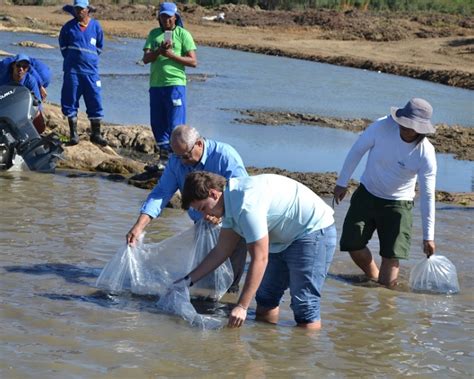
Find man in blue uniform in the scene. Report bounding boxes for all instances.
[126,125,248,292]
[0,54,51,134]
[59,0,107,146]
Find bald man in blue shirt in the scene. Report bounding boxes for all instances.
[127,124,248,292]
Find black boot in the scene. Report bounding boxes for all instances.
[68,117,79,145]
[90,119,107,146]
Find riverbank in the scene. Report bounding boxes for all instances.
[0,4,473,88]
[41,102,473,206]
[232,109,474,161]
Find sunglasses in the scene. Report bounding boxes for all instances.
[15,62,30,70]
[173,142,196,160]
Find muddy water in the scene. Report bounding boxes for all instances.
[1,171,472,377]
[1,31,473,192]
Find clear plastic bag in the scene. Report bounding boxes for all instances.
[95,231,194,295]
[95,220,233,329]
[189,220,233,300]
[156,285,223,330]
[95,241,134,294]
[409,255,460,294]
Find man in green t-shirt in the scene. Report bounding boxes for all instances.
[143,2,197,169]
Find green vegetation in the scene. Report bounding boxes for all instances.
[11,0,474,15]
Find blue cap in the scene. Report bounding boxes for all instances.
[159,2,177,16]
[14,54,31,63]
[73,0,89,8]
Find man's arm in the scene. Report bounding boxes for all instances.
[220,144,248,179]
[58,25,68,59]
[142,48,161,64]
[127,213,152,245]
[334,122,377,203]
[418,146,437,257]
[126,164,181,244]
[96,21,104,54]
[188,228,241,284]
[23,74,42,106]
[228,235,269,328]
[30,58,51,88]
[140,163,180,218]
[161,48,197,68]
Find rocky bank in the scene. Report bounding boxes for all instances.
[41,103,473,206]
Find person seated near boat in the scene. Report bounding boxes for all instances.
[0,54,51,134]
[126,124,248,293]
[176,171,336,329]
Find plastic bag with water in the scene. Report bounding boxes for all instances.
[189,220,234,300]
[156,285,222,330]
[409,255,460,294]
[95,220,233,329]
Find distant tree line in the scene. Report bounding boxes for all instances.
[10,0,473,15]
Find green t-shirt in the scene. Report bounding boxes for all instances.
[143,26,196,87]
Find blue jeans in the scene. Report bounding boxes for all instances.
[256,224,336,324]
[149,85,186,150]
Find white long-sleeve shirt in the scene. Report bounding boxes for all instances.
[336,116,437,240]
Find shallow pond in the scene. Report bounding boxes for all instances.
[1,31,473,191]
[0,171,472,377]
[0,30,473,378]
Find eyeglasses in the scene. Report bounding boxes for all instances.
[173,142,196,160]
[15,62,29,70]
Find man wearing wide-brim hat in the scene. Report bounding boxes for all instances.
[333,98,437,287]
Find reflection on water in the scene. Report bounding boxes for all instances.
[0,31,473,191]
[1,172,472,377]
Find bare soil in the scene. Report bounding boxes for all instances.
[39,102,473,206]
[0,4,473,88]
[0,4,472,205]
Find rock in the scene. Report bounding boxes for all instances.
[96,157,145,174]
[15,40,55,49]
[40,103,472,206]
[0,50,13,57]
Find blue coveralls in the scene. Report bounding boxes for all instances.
[59,11,104,120]
[0,56,48,109]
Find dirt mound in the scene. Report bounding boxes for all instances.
[92,3,156,21]
[90,4,472,42]
[207,6,473,42]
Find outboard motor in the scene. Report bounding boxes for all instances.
[0,84,62,172]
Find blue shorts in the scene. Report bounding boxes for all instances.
[255,224,336,324]
[61,72,103,119]
[149,85,186,151]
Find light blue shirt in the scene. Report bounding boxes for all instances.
[222,174,335,253]
[141,139,247,221]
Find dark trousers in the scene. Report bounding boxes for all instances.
[229,237,247,291]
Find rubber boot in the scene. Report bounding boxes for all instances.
[68,117,79,145]
[90,119,107,146]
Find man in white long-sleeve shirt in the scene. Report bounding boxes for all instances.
[333,98,437,287]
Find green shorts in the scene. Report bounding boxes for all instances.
[339,184,414,260]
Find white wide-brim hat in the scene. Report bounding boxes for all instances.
[390,98,435,134]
